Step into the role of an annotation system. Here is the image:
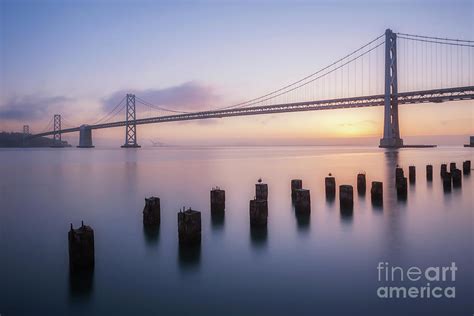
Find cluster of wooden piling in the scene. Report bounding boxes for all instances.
[325,172,383,212]
[291,179,311,215]
[394,160,470,194]
[440,161,469,192]
[68,159,471,271]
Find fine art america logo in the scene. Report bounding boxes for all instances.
[376,262,457,299]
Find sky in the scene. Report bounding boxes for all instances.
[0,0,473,146]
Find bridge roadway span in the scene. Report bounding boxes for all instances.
[31,86,474,138]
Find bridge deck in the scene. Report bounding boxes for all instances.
[30,86,474,138]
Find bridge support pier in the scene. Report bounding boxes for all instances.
[22,125,30,147]
[121,94,141,148]
[379,29,403,148]
[77,125,94,148]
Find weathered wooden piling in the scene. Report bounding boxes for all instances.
[291,179,303,201]
[143,197,160,226]
[68,221,95,272]
[443,172,452,192]
[463,160,471,175]
[426,165,433,181]
[452,169,462,187]
[440,164,447,177]
[255,183,268,201]
[357,173,366,195]
[249,199,268,227]
[294,189,311,214]
[409,166,416,183]
[396,176,407,199]
[395,167,404,179]
[339,185,353,211]
[210,188,226,213]
[325,174,336,199]
[371,181,383,204]
[449,162,456,173]
[178,208,201,246]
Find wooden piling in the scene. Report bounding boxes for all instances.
[143,197,160,226]
[449,162,456,173]
[395,167,404,179]
[255,183,268,201]
[325,175,336,199]
[291,179,303,201]
[452,169,462,187]
[357,173,366,195]
[68,221,95,272]
[294,189,311,214]
[339,185,353,211]
[409,166,416,183]
[370,181,383,204]
[463,160,471,175]
[443,172,452,192]
[426,165,433,181]
[178,208,201,246]
[396,176,407,199]
[249,199,268,227]
[210,188,226,213]
[440,164,447,177]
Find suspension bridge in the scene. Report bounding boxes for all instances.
[25,29,474,148]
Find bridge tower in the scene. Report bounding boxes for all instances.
[22,125,30,147]
[51,114,65,148]
[379,29,403,148]
[121,94,141,148]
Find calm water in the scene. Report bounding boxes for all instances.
[0,146,473,315]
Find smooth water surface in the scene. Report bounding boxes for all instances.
[0,146,473,315]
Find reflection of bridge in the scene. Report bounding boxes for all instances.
[27,29,474,148]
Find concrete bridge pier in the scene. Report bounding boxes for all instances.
[379,29,404,148]
[77,125,95,148]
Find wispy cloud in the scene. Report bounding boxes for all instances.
[102,81,221,113]
[0,95,72,121]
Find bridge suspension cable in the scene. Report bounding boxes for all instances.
[397,31,474,92]
[396,32,474,44]
[61,117,80,129]
[91,95,127,125]
[135,96,190,114]
[221,40,385,110]
[39,116,54,134]
[216,33,385,110]
[29,30,474,138]
[397,36,474,48]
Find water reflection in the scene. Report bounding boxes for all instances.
[250,226,267,248]
[178,244,201,271]
[69,269,94,300]
[426,180,433,189]
[339,211,353,225]
[325,194,335,204]
[211,212,225,230]
[143,225,160,245]
[1,146,472,315]
[295,212,310,233]
[371,198,383,209]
